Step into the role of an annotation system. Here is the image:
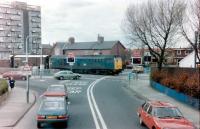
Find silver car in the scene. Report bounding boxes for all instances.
[54,70,81,80]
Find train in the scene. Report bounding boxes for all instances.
[49,55,123,75]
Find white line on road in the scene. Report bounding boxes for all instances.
[87,77,108,129]
[87,81,100,129]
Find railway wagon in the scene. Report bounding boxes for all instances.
[49,55,122,74]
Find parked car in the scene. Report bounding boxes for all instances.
[54,70,81,80]
[43,84,68,99]
[137,101,196,129]
[37,97,69,128]
[2,71,29,80]
[132,65,144,73]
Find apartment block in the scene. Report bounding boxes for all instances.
[0,1,41,56]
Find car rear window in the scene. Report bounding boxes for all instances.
[41,101,64,110]
[47,86,65,92]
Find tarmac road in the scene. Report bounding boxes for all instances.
[13,74,147,129]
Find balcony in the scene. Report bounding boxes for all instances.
[0,27,4,31]
[6,22,11,26]
[10,17,21,21]
[11,29,15,32]
[17,23,22,27]
[7,34,11,37]
[17,12,21,15]
[18,34,22,38]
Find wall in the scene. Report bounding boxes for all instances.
[0,60,10,67]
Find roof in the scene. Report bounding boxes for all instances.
[42,44,52,49]
[63,41,123,50]
[54,42,67,49]
[148,101,175,108]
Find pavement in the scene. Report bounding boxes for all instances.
[121,73,200,129]
[0,86,36,128]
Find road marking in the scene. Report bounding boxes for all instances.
[87,81,100,129]
[87,77,108,129]
[60,80,88,86]
[67,87,82,94]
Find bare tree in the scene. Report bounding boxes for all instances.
[123,0,186,70]
[180,0,200,64]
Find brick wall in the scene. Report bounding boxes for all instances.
[0,60,10,67]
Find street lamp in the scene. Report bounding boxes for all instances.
[39,44,43,79]
[25,35,41,103]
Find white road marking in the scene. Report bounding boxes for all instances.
[67,87,82,94]
[60,80,88,86]
[87,81,100,129]
[87,77,108,129]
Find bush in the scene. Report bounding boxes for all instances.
[0,79,8,96]
[184,73,199,98]
[151,69,200,99]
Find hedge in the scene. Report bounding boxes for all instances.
[0,79,8,96]
[151,68,200,99]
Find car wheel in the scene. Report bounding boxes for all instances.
[139,116,144,126]
[22,76,26,80]
[37,122,42,128]
[59,76,64,80]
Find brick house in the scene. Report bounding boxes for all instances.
[131,47,193,65]
[51,42,66,55]
[173,48,193,65]
[53,36,127,63]
[42,44,52,55]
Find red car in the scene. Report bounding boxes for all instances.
[43,84,68,99]
[2,71,28,80]
[137,101,196,129]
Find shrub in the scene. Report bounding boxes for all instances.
[151,68,200,99]
[185,73,199,98]
[0,79,8,96]
[151,70,168,83]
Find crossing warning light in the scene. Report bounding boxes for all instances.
[67,53,75,63]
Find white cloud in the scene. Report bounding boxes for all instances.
[1,0,145,46]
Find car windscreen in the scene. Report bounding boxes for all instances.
[154,107,183,118]
[47,86,65,92]
[41,101,65,111]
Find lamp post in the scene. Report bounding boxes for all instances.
[25,35,30,103]
[40,44,43,79]
[25,35,41,103]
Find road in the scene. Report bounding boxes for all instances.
[13,73,147,129]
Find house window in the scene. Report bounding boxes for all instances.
[185,50,189,55]
[177,50,181,55]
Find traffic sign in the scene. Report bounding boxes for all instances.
[67,53,75,63]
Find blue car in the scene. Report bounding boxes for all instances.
[37,97,69,128]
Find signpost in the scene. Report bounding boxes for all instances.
[67,53,75,71]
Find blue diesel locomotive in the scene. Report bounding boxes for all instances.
[49,55,122,74]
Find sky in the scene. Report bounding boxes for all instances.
[1,0,145,47]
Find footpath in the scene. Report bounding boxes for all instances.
[121,73,200,129]
[0,86,36,128]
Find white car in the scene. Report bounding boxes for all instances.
[132,65,144,73]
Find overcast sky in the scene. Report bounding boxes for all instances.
[1,0,148,47]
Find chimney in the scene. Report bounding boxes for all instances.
[68,37,75,44]
[97,34,104,43]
